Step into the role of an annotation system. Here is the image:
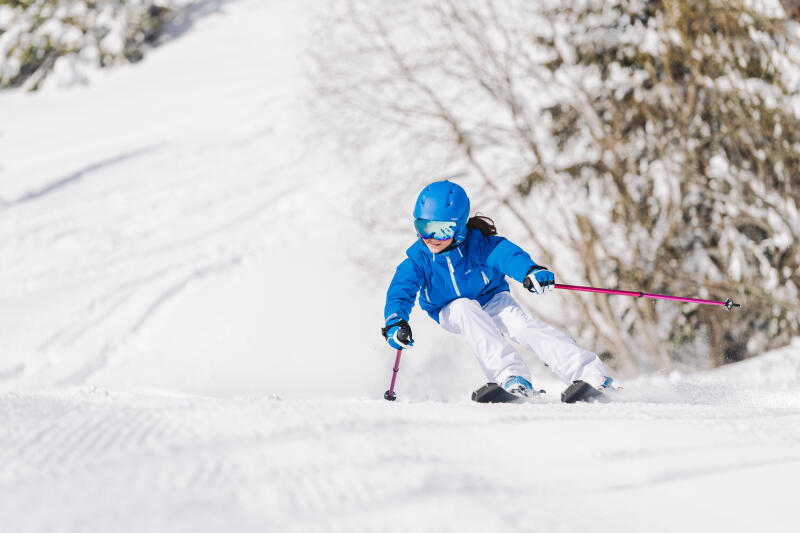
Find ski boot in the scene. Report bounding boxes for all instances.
[502,376,541,400]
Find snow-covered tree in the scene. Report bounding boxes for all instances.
[312,0,800,373]
[0,0,190,90]
[533,0,800,369]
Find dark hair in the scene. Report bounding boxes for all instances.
[466,214,497,236]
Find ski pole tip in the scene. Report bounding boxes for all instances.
[724,298,741,311]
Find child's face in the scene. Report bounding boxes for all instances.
[422,236,454,254]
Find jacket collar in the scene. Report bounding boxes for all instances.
[414,239,466,262]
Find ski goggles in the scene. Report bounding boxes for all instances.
[414,218,457,240]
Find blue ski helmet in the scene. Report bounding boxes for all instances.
[413,180,470,244]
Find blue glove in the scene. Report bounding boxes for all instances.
[381,319,414,350]
[524,266,555,295]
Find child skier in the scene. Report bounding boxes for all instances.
[382,180,614,400]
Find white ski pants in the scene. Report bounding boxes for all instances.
[438,292,610,386]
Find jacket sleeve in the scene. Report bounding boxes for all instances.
[484,236,539,283]
[384,257,424,324]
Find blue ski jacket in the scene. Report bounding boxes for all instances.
[384,228,540,324]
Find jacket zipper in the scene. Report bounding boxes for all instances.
[446,256,462,297]
[424,286,431,302]
[481,270,490,285]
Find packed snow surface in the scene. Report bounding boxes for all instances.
[1,1,799,532]
[3,375,800,533]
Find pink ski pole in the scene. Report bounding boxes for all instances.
[554,284,741,311]
[384,349,403,401]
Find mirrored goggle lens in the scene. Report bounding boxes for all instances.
[414,219,457,240]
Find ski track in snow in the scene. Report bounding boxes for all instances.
[1,391,799,533]
[1,162,308,386]
[9,145,164,206]
[0,0,327,390]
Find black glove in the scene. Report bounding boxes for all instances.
[524,266,555,294]
[381,319,414,349]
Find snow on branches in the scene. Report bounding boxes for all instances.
[0,0,191,90]
[532,0,800,369]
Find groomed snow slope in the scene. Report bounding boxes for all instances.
[2,343,800,533]
[1,1,799,532]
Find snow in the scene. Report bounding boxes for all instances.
[2,367,800,532]
[0,1,799,531]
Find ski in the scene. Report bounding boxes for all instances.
[471,382,545,403]
[560,380,609,403]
